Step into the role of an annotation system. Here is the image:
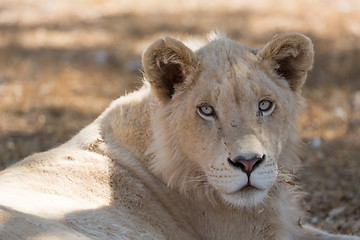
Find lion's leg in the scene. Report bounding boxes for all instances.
[296,225,360,240]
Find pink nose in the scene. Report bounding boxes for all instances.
[228,155,265,176]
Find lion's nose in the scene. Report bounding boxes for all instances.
[227,154,265,176]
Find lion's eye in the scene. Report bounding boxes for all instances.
[197,104,215,118]
[259,100,274,116]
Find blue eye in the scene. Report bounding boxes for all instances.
[259,100,274,116]
[197,104,215,118]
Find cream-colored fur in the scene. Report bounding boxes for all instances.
[0,33,358,240]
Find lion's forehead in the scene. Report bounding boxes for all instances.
[195,40,274,97]
[197,38,257,67]
[195,66,276,109]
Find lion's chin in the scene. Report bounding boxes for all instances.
[219,186,268,208]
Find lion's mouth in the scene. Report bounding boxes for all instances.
[239,184,260,192]
[241,184,258,190]
[226,184,262,195]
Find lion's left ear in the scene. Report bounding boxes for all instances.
[142,37,197,103]
[257,33,314,91]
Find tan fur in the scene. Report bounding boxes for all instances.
[0,33,359,240]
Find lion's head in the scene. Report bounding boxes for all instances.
[143,33,314,207]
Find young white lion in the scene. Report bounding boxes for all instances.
[0,33,358,240]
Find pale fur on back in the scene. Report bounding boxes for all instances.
[0,33,359,240]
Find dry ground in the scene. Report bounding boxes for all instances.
[0,0,359,235]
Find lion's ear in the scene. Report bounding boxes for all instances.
[258,33,314,91]
[142,37,197,103]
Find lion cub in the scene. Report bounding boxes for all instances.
[0,33,358,240]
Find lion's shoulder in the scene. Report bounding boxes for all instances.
[0,143,193,239]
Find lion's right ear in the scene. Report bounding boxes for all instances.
[142,37,197,103]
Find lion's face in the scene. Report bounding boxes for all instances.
[143,33,313,207]
[166,44,299,206]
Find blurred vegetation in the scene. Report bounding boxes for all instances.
[0,0,359,235]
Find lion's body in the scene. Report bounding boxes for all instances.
[0,33,358,240]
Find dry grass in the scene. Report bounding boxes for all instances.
[0,0,359,235]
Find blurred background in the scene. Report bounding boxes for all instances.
[0,0,359,235]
